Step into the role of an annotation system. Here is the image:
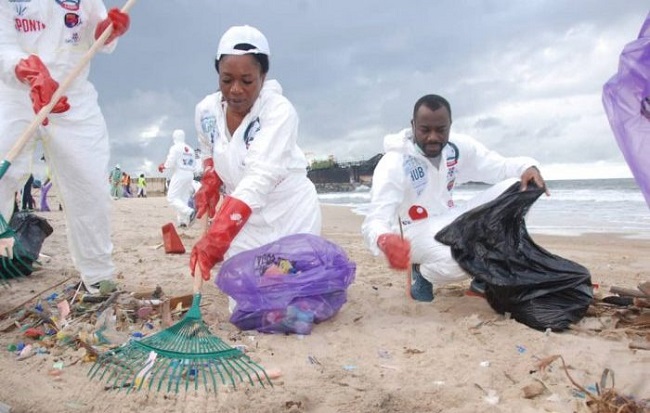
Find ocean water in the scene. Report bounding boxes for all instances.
[317,178,650,239]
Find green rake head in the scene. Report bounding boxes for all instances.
[0,214,34,285]
[88,293,273,393]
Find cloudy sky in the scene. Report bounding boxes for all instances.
[88,0,648,180]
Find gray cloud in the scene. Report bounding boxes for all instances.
[91,0,648,178]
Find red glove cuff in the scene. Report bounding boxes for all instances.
[15,55,49,85]
[195,167,222,219]
[190,196,252,278]
[201,168,221,188]
[190,244,212,281]
[377,233,404,251]
[203,158,214,170]
[15,55,70,124]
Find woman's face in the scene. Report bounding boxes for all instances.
[218,55,266,117]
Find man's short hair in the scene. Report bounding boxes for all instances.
[413,94,452,122]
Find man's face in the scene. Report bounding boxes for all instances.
[411,105,451,158]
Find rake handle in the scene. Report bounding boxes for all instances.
[398,217,413,300]
[192,215,211,294]
[193,268,204,294]
[0,0,138,179]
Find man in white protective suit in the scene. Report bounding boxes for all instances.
[362,94,548,302]
[0,0,129,292]
[158,129,197,228]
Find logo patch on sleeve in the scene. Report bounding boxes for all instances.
[408,205,428,221]
[64,13,79,28]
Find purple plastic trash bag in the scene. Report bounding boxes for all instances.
[602,11,650,208]
[216,233,356,334]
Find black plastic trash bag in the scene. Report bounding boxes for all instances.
[435,182,593,331]
[4,212,53,276]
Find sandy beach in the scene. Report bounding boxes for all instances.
[0,194,648,413]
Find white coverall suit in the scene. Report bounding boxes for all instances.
[163,130,196,226]
[0,0,118,287]
[362,128,538,286]
[195,79,322,259]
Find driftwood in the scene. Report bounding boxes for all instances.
[638,282,650,297]
[629,341,650,351]
[161,299,172,328]
[95,290,123,314]
[609,286,649,299]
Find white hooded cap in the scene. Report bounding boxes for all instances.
[216,25,270,60]
[172,129,185,143]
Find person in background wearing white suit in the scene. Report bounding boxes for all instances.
[0,0,129,292]
[159,129,196,228]
[190,25,321,302]
[362,94,548,302]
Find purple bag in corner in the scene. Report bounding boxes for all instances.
[602,11,650,208]
[216,233,356,334]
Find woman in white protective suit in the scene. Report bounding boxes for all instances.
[158,129,197,227]
[0,1,129,291]
[189,25,321,286]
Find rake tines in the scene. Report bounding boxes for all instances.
[88,293,272,393]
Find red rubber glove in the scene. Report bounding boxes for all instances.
[15,55,70,126]
[190,196,252,280]
[377,233,411,270]
[94,8,130,45]
[158,163,165,173]
[194,158,222,219]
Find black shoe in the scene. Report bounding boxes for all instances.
[467,278,487,298]
[410,264,434,302]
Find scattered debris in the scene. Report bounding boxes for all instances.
[578,280,650,350]
[535,355,649,413]
[0,280,196,368]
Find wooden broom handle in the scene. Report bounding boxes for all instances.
[3,0,138,164]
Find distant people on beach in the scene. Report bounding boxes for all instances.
[159,129,196,227]
[40,174,52,212]
[121,172,132,198]
[21,174,35,211]
[137,174,147,198]
[110,164,122,200]
[361,94,548,302]
[190,25,322,312]
[39,156,52,212]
